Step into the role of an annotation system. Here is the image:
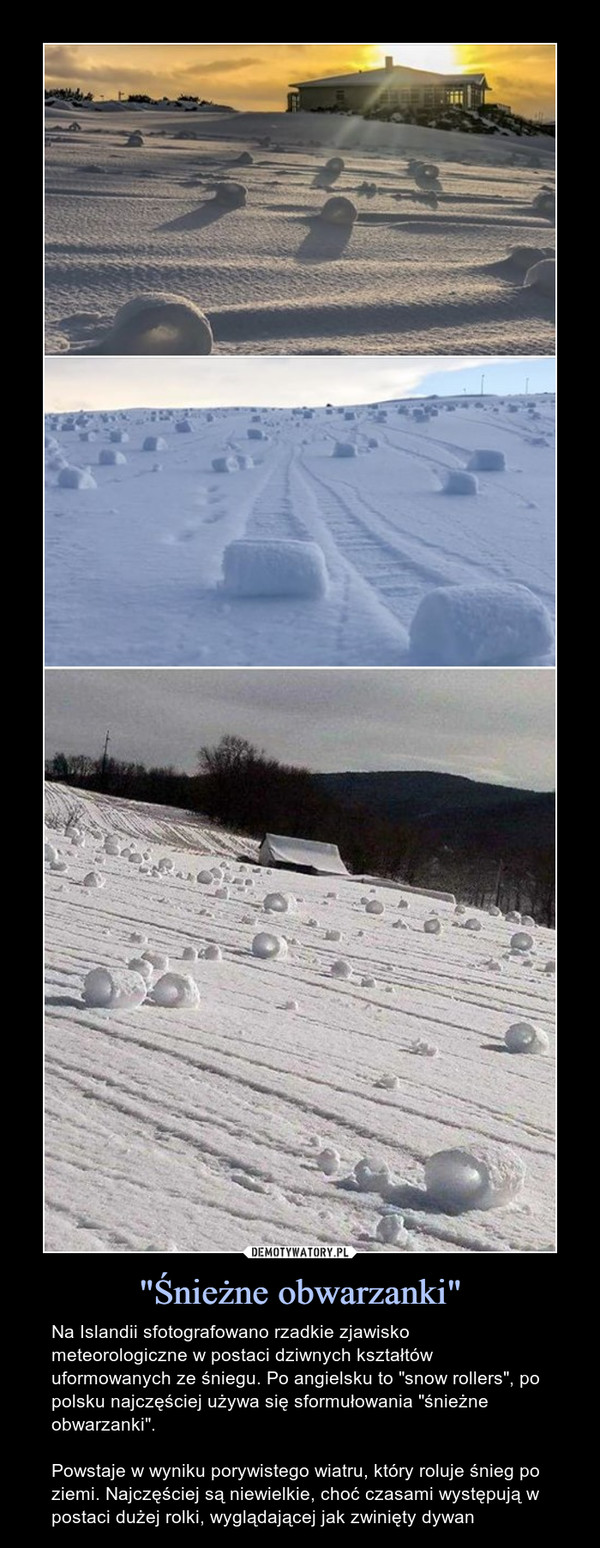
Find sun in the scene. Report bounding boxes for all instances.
[373,44,461,74]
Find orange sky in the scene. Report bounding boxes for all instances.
[45,43,555,119]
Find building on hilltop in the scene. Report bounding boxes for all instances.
[287,57,489,116]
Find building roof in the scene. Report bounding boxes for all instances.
[290,67,488,89]
[260,833,349,875]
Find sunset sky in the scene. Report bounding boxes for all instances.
[45,43,556,120]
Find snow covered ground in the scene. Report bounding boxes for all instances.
[45,393,555,666]
[45,785,555,1255]
[45,107,555,356]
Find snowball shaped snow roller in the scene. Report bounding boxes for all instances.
[365,900,385,915]
[506,245,548,274]
[324,156,345,176]
[320,196,357,226]
[153,972,200,1007]
[334,442,358,458]
[423,917,442,935]
[221,540,329,600]
[467,449,506,472]
[94,294,213,356]
[203,944,222,961]
[444,470,478,496]
[424,1146,526,1213]
[214,181,247,207]
[252,932,288,960]
[524,258,555,297]
[511,931,534,953]
[263,892,296,914]
[330,959,352,979]
[58,465,97,489]
[409,583,555,666]
[83,967,147,1010]
[505,1021,549,1055]
[376,1214,410,1246]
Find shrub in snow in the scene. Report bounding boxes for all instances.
[324,156,344,175]
[330,959,352,979]
[464,917,482,931]
[153,972,200,1007]
[320,196,357,225]
[222,539,329,600]
[99,294,213,356]
[511,931,534,952]
[409,583,554,666]
[424,917,442,934]
[247,427,265,440]
[333,442,358,458]
[203,944,222,960]
[175,420,193,434]
[58,465,97,489]
[365,900,385,915]
[252,932,288,960]
[318,1148,340,1175]
[524,258,555,296]
[264,892,296,914]
[83,967,147,1010]
[444,470,478,495]
[214,182,247,207]
[467,449,506,472]
[505,1021,549,1055]
[141,950,169,972]
[128,931,147,945]
[424,1146,526,1212]
[143,435,167,452]
[212,456,238,473]
[82,871,104,888]
[376,1214,410,1245]
[99,448,127,465]
[128,957,154,981]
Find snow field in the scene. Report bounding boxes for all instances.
[45,393,555,667]
[45,784,555,1254]
[45,107,554,356]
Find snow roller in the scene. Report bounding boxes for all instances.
[221,540,329,599]
[409,582,554,666]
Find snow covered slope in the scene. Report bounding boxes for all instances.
[45,786,555,1255]
[45,394,555,667]
[45,109,555,356]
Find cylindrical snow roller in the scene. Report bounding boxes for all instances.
[409,583,554,666]
[222,540,329,599]
[424,1145,526,1212]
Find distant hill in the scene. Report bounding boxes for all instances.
[314,770,554,857]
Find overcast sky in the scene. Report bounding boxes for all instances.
[45,669,555,790]
[45,357,555,413]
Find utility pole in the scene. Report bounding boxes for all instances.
[480,374,485,397]
[100,729,111,788]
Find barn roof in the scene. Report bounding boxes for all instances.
[260,833,349,875]
[290,67,488,90]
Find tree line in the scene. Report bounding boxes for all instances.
[45,737,554,924]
